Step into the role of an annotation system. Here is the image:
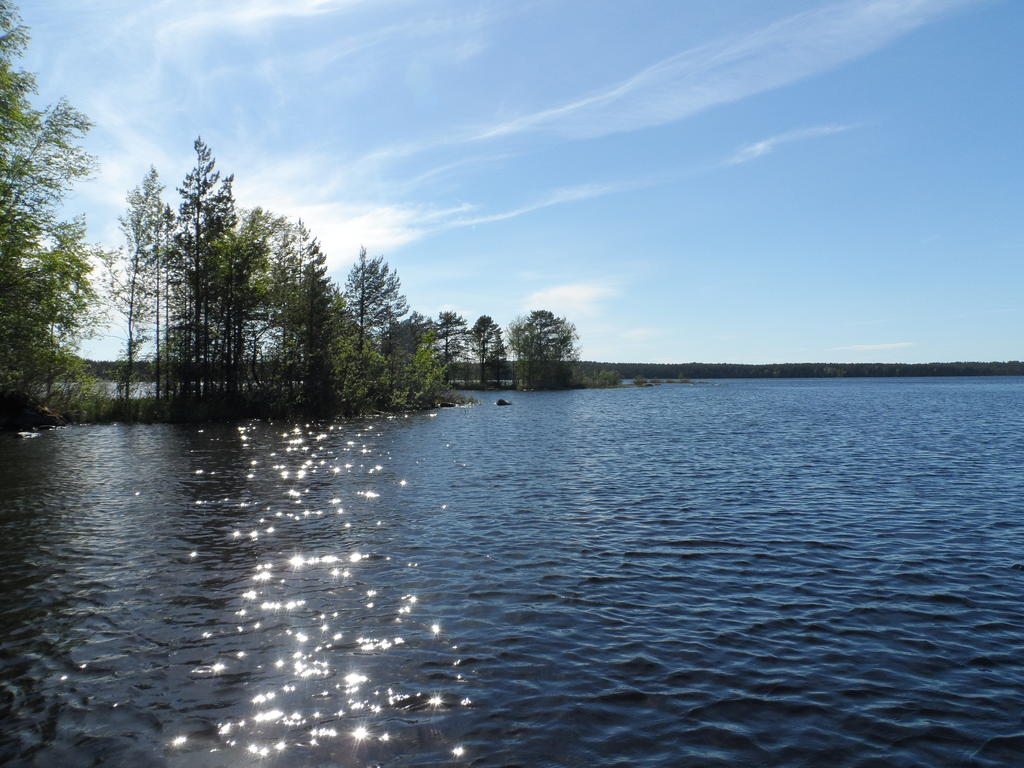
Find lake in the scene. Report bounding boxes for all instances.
[2,377,1023,766]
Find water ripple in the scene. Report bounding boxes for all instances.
[1,378,1023,765]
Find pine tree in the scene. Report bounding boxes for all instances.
[470,315,502,387]
[434,310,468,382]
[175,137,236,399]
[343,247,408,353]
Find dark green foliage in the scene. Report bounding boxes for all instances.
[434,310,467,382]
[297,236,341,415]
[174,137,236,399]
[213,208,272,400]
[386,329,445,410]
[343,247,408,353]
[507,310,579,389]
[255,219,341,414]
[573,368,621,388]
[469,315,504,387]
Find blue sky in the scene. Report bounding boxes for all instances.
[24,0,1023,363]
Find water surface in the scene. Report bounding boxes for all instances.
[2,378,1024,766]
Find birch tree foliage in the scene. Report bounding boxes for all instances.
[0,1,99,396]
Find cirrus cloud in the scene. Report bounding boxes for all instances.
[728,124,855,165]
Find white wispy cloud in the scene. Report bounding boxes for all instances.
[153,0,371,40]
[460,0,973,143]
[58,0,526,263]
[318,0,970,171]
[62,0,976,286]
[728,124,855,165]
[446,182,636,229]
[832,341,915,351]
[190,2,513,96]
[524,282,619,317]
[233,163,633,271]
[154,193,466,276]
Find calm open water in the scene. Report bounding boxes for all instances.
[2,378,1024,767]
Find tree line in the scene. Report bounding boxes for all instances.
[104,144,586,416]
[576,360,1024,381]
[106,149,444,416]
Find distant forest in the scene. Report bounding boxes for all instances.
[576,361,1024,380]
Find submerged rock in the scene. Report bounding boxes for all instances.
[495,398,511,406]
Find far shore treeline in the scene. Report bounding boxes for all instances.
[576,360,1024,381]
